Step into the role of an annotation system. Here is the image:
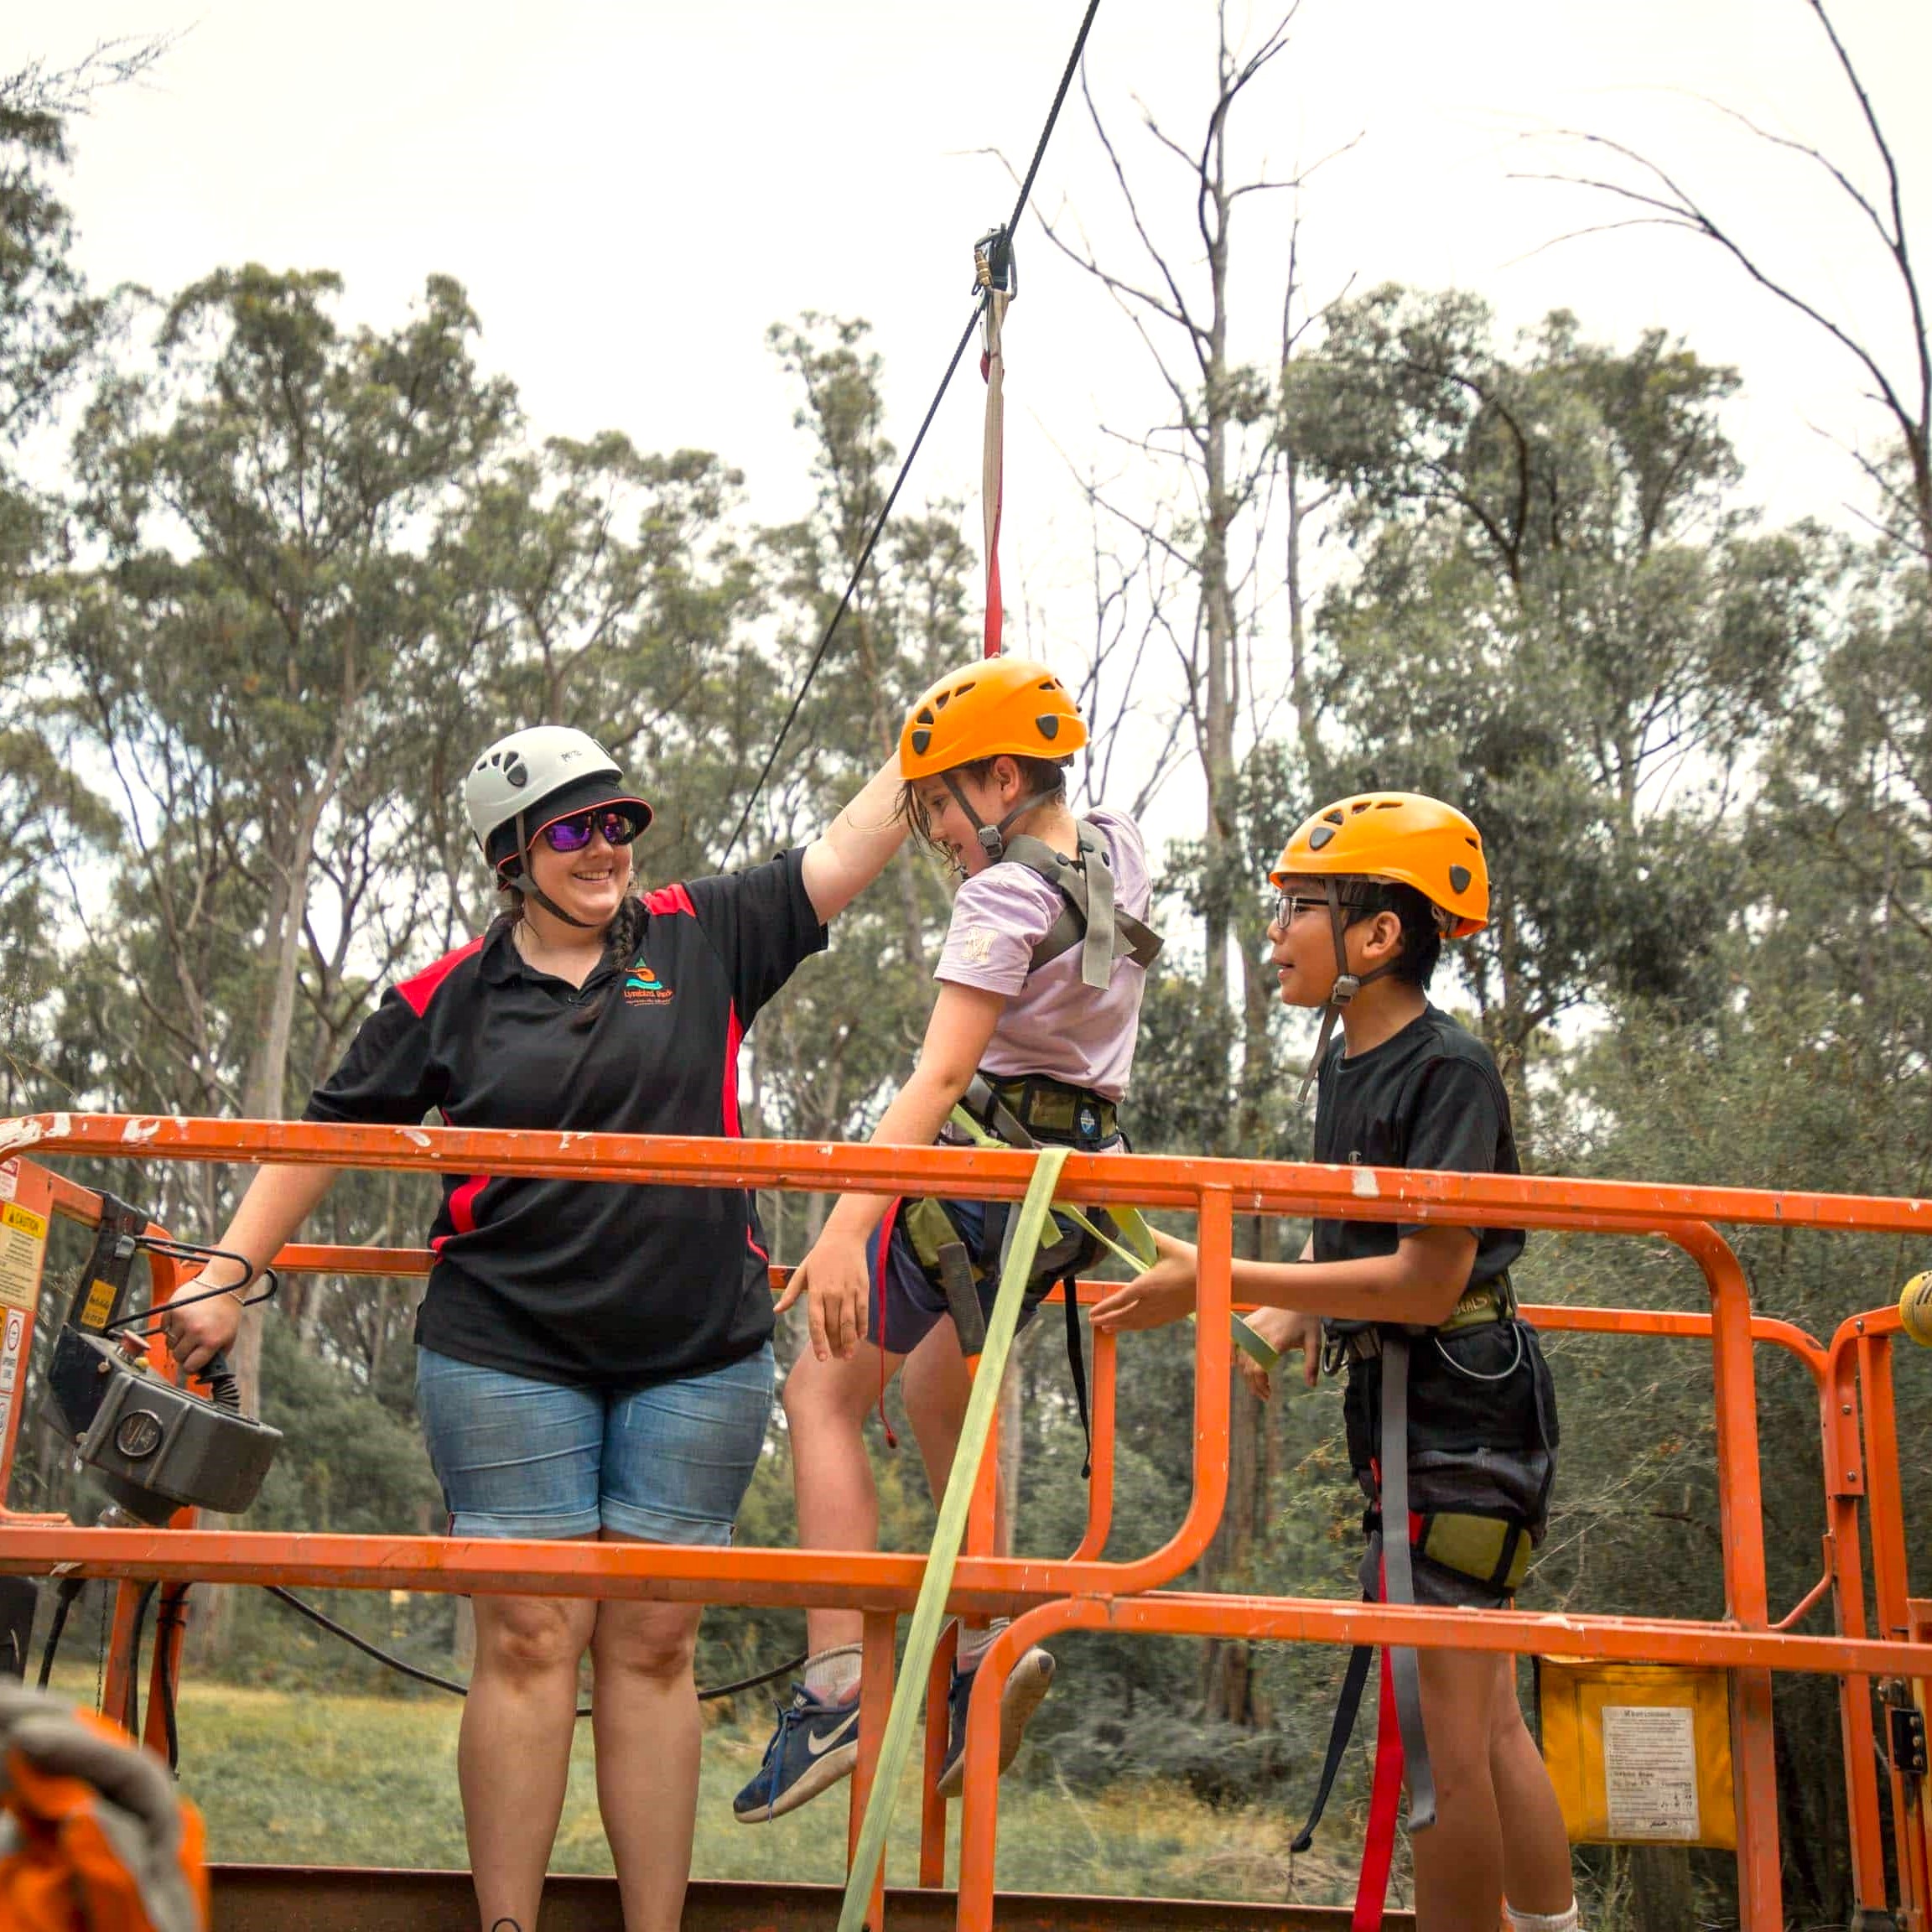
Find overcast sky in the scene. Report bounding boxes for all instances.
[26,0,1932,742]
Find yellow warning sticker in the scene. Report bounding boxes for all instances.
[81,1277,117,1327]
[0,1202,48,1314]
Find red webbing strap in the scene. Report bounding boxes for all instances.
[1353,1640,1405,1930]
[980,289,1010,657]
[873,1199,902,1447]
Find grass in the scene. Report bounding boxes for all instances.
[114,1675,1369,1908]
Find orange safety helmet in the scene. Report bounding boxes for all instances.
[1271,792,1488,937]
[899,657,1087,780]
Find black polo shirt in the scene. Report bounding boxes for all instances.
[1311,1002,1524,1286]
[304,849,827,1389]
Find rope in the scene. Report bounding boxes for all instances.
[723,0,1105,861]
[262,1585,804,1713]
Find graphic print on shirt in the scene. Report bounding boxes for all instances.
[623,953,675,1005]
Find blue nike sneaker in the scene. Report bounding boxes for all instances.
[733,1682,862,1823]
[935,1646,1055,1798]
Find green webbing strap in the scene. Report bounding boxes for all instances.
[835,1146,1070,1932]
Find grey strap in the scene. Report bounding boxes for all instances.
[1379,1332,1438,1832]
[1004,823,1163,984]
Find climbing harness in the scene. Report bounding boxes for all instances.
[1292,1280,1557,1930]
[724,0,1105,860]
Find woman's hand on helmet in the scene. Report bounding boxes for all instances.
[1090,1228,1199,1334]
[776,1231,871,1362]
[161,1271,247,1378]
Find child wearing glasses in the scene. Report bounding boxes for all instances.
[1088,793,1578,1932]
[160,724,911,1932]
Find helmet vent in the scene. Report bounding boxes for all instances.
[911,728,932,756]
[1450,865,1472,894]
[1375,800,1401,809]
[917,705,936,725]
[506,759,529,787]
[1352,801,1373,814]
[1308,825,1337,850]
[1322,808,1346,827]
[1036,714,1060,740]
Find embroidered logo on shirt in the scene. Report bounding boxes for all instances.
[961,927,995,965]
[623,954,674,1005]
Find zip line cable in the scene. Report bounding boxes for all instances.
[722,0,1104,864]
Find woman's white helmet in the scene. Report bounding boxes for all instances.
[464,724,652,876]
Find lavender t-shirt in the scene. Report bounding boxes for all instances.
[933,808,1150,1102]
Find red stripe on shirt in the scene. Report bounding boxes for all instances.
[432,1173,488,1254]
[395,936,486,1018]
[641,883,696,917]
[723,1002,743,1137]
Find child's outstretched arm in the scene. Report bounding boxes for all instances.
[1091,1225,1478,1344]
[776,981,1005,1362]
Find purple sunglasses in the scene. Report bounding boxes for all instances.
[538,807,647,854]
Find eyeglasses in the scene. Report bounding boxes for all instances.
[1269,886,1381,930]
[541,808,646,854]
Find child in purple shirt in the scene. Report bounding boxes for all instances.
[734,657,1156,1825]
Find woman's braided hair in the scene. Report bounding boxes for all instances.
[491,886,648,1028]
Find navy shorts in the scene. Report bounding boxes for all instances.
[865,1197,1093,1358]
[416,1343,775,1544]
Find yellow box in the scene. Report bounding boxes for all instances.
[1537,1659,1735,1849]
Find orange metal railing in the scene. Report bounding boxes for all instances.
[0,1111,1929,1929]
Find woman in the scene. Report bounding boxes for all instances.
[163,723,907,1932]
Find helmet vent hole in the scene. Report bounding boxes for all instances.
[1036,714,1060,740]
[1450,865,1472,894]
[917,705,936,725]
[1322,808,1346,827]
[1308,825,1337,851]
[506,759,528,787]
[911,728,932,756]
[1376,800,1401,809]
[1352,801,1373,814]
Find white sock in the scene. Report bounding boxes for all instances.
[802,1644,862,1703]
[954,1617,1009,1672]
[1505,1903,1579,1932]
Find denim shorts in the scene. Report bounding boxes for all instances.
[415,1343,775,1544]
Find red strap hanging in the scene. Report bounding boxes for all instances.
[974,226,1017,659]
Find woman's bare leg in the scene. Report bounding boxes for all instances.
[589,1567,705,1932]
[461,1586,598,1931]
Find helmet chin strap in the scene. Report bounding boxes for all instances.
[1296,879,1399,1106]
[943,771,1057,864]
[501,809,603,931]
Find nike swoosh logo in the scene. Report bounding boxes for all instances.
[805,1709,859,1757]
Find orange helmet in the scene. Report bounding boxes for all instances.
[1271,792,1488,937]
[900,657,1087,780]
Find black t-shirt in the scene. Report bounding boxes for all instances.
[304,849,828,1389]
[1311,1002,1524,1286]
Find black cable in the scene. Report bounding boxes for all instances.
[723,303,984,864]
[154,1585,189,1773]
[721,0,1104,863]
[122,1581,156,1737]
[36,1576,84,1690]
[264,1585,806,1713]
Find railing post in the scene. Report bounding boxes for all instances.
[1858,1330,1931,1924]
[1820,1323,1896,1926]
[917,1618,957,1888]
[847,1607,897,1929]
[1688,1223,1784,1932]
